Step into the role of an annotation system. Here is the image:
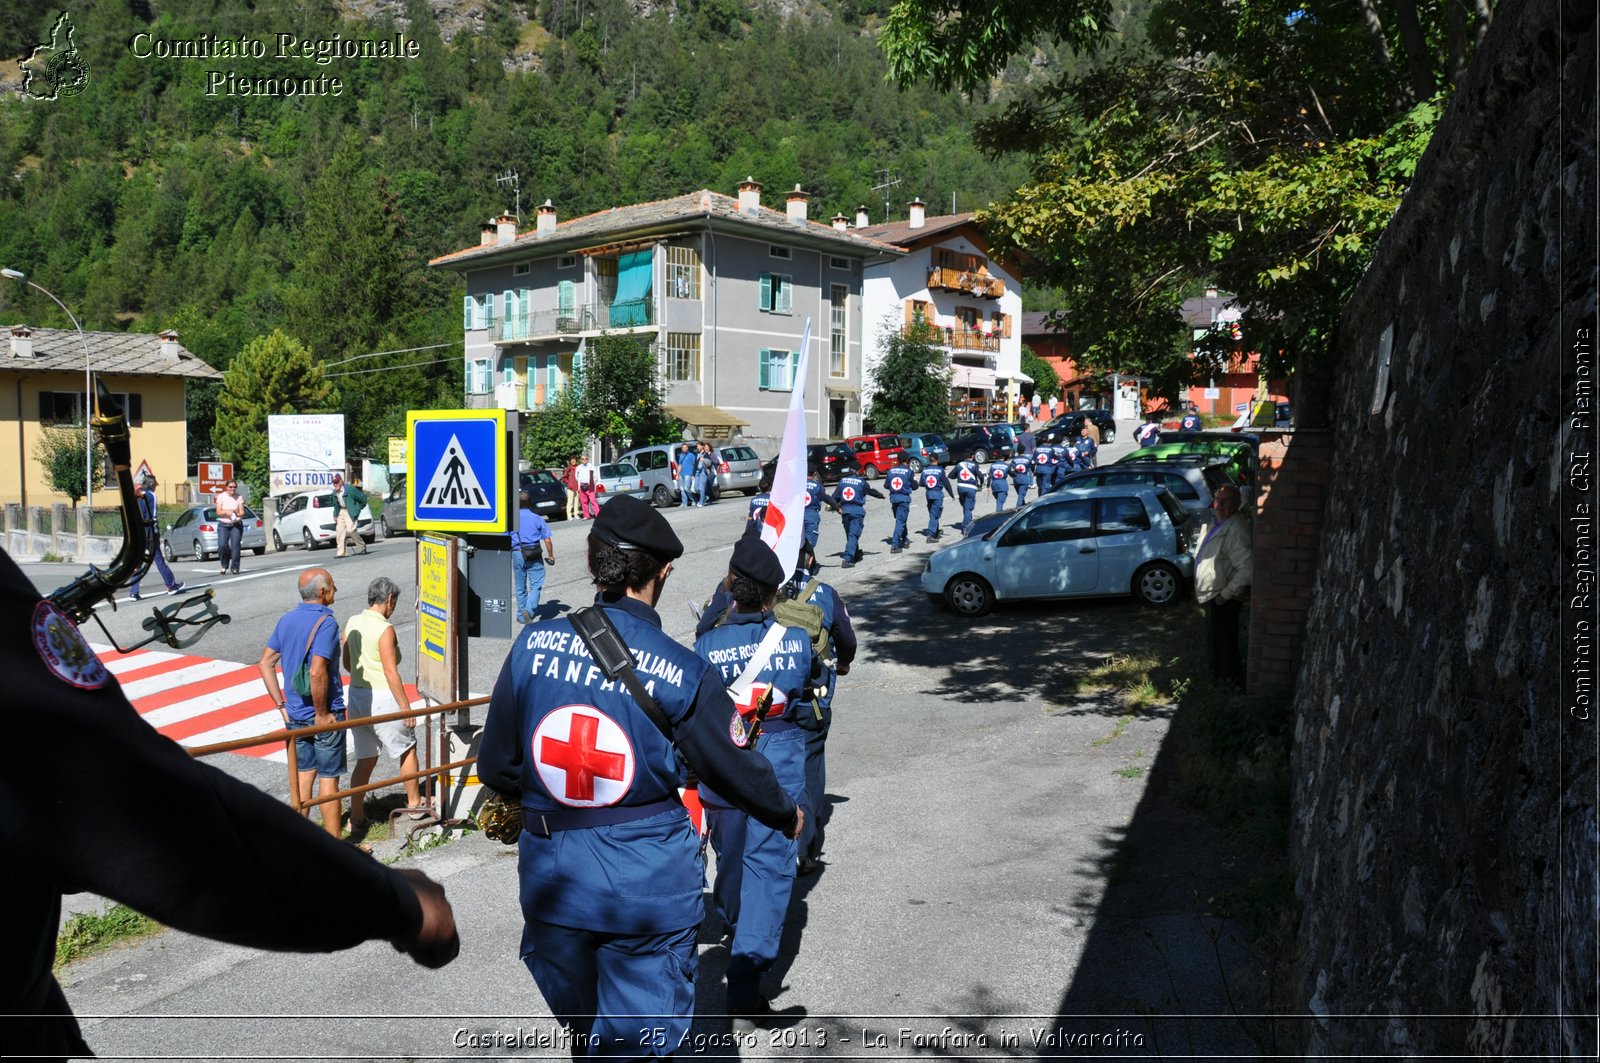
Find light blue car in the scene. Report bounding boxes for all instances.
[919,483,1197,616]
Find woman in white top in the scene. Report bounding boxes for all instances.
[342,576,423,833]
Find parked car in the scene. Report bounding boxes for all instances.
[1044,461,1235,525]
[1118,439,1257,492]
[761,441,858,487]
[593,462,650,505]
[273,489,374,552]
[617,443,682,507]
[844,433,908,479]
[920,483,1196,616]
[378,474,408,537]
[1158,429,1261,450]
[1231,400,1292,430]
[162,503,267,562]
[706,444,765,498]
[519,469,569,518]
[1036,408,1118,445]
[944,424,1013,463]
[898,433,951,470]
[979,423,1022,456]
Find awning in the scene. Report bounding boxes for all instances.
[610,249,653,327]
[825,383,859,395]
[1004,370,1035,384]
[665,404,749,428]
[952,364,997,391]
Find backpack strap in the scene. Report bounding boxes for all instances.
[569,606,674,741]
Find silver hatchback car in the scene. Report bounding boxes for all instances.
[162,503,267,562]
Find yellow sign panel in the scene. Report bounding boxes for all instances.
[406,408,510,533]
[416,534,457,703]
[387,436,407,468]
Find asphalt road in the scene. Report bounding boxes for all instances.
[26,426,1272,1059]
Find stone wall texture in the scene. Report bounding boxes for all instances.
[1291,0,1596,1055]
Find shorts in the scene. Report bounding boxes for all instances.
[345,686,417,761]
[287,710,347,778]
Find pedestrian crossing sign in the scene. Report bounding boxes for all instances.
[406,409,511,532]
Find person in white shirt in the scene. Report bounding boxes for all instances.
[1193,484,1252,684]
[575,456,600,519]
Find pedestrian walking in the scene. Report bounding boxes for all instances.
[128,475,184,600]
[1010,451,1035,507]
[475,496,801,1053]
[1134,414,1162,449]
[675,443,697,508]
[562,456,581,521]
[988,457,1011,512]
[883,460,917,554]
[330,474,369,557]
[575,455,600,519]
[829,468,884,567]
[1193,484,1252,684]
[512,489,555,623]
[921,455,955,540]
[342,577,424,830]
[215,477,245,576]
[802,464,833,551]
[1078,425,1099,468]
[695,442,714,505]
[693,535,815,1019]
[951,456,982,533]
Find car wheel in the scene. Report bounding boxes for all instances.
[252,546,266,556]
[861,464,881,481]
[1102,426,1117,444]
[302,528,315,551]
[272,530,285,552]
[907,458,924,475]
[194,540,207,562]
[376,515,389,538]
[161,539,176,562]
[945,574,995,617]
[1133,561,1182,606]
[973,448,989,463]
[652,484,673,508]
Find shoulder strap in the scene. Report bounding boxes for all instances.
[303,614,328,657]
[728,622,788,701]
[568,606,674,741]
[800,577,821,602]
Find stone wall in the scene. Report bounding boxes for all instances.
[1291,0,1596,1055]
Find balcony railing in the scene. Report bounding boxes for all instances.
[905,324,1000,352]
[927,266,1005,299]
[497,299,654,342]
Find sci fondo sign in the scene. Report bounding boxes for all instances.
[268,413,346,497]
[405,409,510,533]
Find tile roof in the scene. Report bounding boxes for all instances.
[852,211,977,246]
[430,189,907,268]
[1,326,221,379]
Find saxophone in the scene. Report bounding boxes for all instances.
[48,381,230,649]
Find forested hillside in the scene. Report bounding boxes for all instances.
[0,0,1028,461]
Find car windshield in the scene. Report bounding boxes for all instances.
[524,470,558,485]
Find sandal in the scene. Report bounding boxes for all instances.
[348,841,374,855]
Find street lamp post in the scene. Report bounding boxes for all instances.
[1,267,95,511]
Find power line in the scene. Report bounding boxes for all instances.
[325,355,460,378]
[323,341,458,367]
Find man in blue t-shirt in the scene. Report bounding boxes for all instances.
[512,489,555,623]
[259,568,348,841]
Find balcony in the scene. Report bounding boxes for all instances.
[905,324,1000,353]
[927,266,1005,299]
[496,299,654,343]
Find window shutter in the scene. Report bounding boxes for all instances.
[759,273,773,312]
[1002,312,1012,338]
[777,275,792,314]
[503,290,515,324]
[463,295,474,330]
[558,280,575,317]
[483,293,496,329]
[128,393,143,426]
[758,349,771,389]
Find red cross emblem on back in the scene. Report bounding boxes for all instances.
[532,705,636,806]
[842,486,857,501]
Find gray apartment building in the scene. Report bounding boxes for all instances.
[429,179,903,443]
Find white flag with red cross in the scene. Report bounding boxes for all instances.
[760,318,811,580]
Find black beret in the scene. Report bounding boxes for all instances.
[590,494,684,560]
[730,533,785,587]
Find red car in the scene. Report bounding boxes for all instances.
[844,433,908,479]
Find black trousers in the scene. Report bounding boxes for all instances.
[1206,597,1244,683]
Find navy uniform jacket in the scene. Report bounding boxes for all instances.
[694,611,815,803]
[988,460,1012,492]
[1,552,426,1060]
[1011,454,1034,486]
[920,466,955,500]
[747,492,771,523]
[951,459,982,494]
[829,473,883,515]
[883,464,917,503]
[477,594,797,936]
[803,477,828,519]
[1077,436,1098,465]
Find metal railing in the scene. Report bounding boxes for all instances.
[188,696,490,837]
[904,324,1000,352]
[496,299,654,342]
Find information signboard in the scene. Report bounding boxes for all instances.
[387,436,407,471]
[405,409,510,533]
[416,534,459,704]
[197,461,233,496]
[269,414,345,496]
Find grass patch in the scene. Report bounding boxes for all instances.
[1092,713,1133,747]
[1113,765,1145,779]
[55,905,161,970]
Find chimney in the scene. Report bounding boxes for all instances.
[786,185,809,224]
[480,220,496,246]
[831,212,849,231]
[158,329,181,362]
[1204,286,1219,299]
[737,176,762,214]
[855,205,869,228]
[495,212,517,246]
[9,324,32,359]
[536,199,557,234]
[908,198,926,229]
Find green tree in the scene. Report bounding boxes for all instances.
[576,333,667,459]
[33,427,104,508]
[882,0,1491,409]
[213,330,337,494]
[1020,345,1061,401]
[867,318,953,434]
[522,390,591,470]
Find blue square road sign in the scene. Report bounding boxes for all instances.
[406,409,510,533]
